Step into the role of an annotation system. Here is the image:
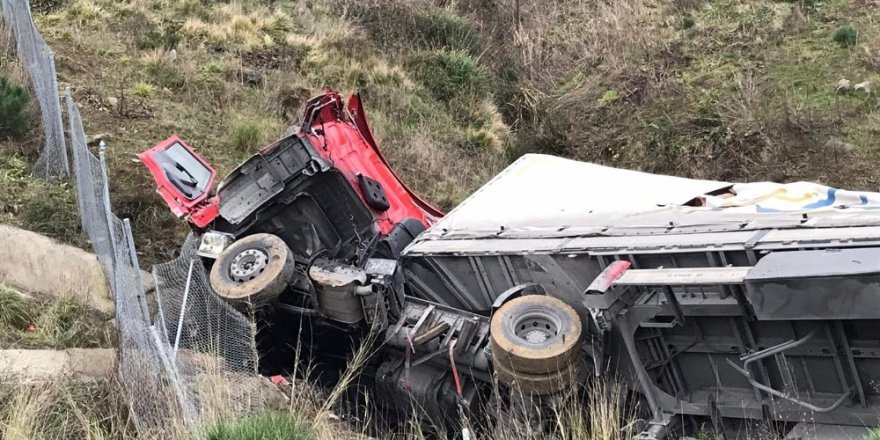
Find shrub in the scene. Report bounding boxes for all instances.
[31,0,67,13]
[205,412,315,440]
[352,2,481,54]
[414,9,480,52]
[462,127,497,150]
[833,24,858,48]
[145,61,185,90]
[785,0,817,11]
[227,118,263,151]
[406,50,488,104]
[0,77,32,138]
[131,82,154,97]
[680,15,696,30]
[134,18,182,51]
[64,0,108,25]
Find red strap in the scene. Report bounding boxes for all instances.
[448,340,464,397]
[586,260,632,293]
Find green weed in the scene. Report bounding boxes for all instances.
[0,285,31,330]
[204,412,315,440]
[227,119,261,152]
[17,182,82,241]
[352,2,481,53]
[597,89,621,106]
[406,50,488,104]
[35,295,112,348]
[0,381,134,440]
[131,82,154,98]
[0,290,113,349]
[680,15,696,30]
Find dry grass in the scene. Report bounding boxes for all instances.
[511,0,662,89]
[0,380,135,440]
[0,285,114,349]
[483,379,634,440]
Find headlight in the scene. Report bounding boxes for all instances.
[197,231,235,259]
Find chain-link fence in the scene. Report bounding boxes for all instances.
[0,0,69,179]
[5,1,266,435]
[67,89,185,437]
[153,235,267,422]
[65,86,265,436]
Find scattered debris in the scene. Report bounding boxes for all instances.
[87,132,112,146]
[836,78,852,94]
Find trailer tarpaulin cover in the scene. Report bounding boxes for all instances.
[413,154,880,242]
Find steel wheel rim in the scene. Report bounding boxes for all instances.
[510,311,562,346]
[229,248,269,283]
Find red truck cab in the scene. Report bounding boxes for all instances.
[139,89,441,257]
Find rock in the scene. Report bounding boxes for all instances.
[107,96,118,107]
[0,349,115,382]
[855,81,871,94]
[825,137,855,154]
[836,79,851,94]
[0,225,113,315]
[240,69,263,87]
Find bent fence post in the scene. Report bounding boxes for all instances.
[172,259,195,362]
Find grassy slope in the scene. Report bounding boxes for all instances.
[1,4,880,436]
[1,0,510,264]
[1,0,879,263]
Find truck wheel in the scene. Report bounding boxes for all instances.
[209,233,294,308]
[494,357,580,395]
[490,295,582,375]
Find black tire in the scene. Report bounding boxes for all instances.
[490,294,582,375]
[209,233,294,308]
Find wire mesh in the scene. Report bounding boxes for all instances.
[154,235,266,420]
[112,214,184,438]
[0,0,69,179]
[64,77,261,440]
[8,2,266,434]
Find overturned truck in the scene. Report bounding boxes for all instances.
[141,89,880,438]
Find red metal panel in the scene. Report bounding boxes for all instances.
[136,135,219,226]
[302,89,442,234]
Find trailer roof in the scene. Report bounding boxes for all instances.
[406,154,880,250]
